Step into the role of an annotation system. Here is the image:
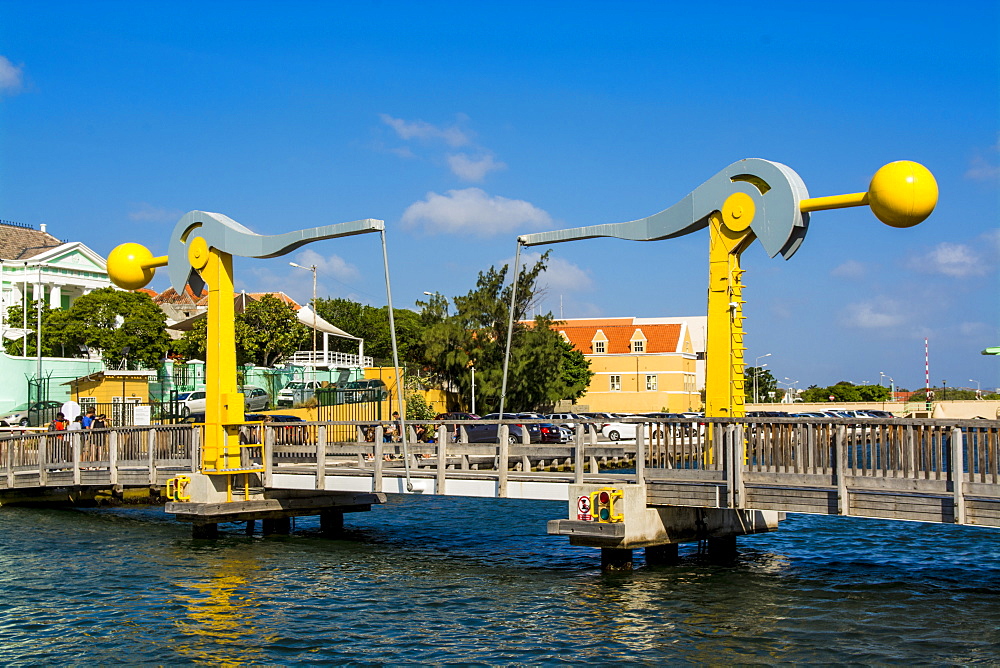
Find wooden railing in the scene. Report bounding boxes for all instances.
[640,416,1000,526]
[4,416,998,527]
[0,425,197,491]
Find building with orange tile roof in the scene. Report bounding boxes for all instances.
[552,316,704,413]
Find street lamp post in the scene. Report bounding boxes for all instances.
[471,365,476,414]
[879,371,895,402]
[289,262,318,360]
[782,377,798,403]
[753,353,771,403]
[970,378,981,399]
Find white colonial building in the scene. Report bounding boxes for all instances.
[0,220,111,340]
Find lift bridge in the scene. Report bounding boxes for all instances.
[3,156,984,569]
[1,415,998,568]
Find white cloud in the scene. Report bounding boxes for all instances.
[128,203,183,223]
[447,153,506,182]
[831,259,866,279]
[965,156,1000,182]
[513,251,593,294]
[293,248,361,284]
[839,298,907,329]
[379,114,470,147]
[0,55,24,94]
[959,321,991,337]
[908,241,991,278]
[401,188,552,236]
[966,136,1000,182]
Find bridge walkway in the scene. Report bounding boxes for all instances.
[1,417,998,529]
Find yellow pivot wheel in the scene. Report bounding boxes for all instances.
[722,192,755,232]
[867,160,938,228]
[107,243,159,290]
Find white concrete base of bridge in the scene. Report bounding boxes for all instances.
[549,484,780,567]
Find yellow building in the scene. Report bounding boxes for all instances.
[66,370,157,407]
[556,317,701,413]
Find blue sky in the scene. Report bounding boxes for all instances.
[1,1,997,392]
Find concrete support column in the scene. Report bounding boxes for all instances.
[262,517,291,536]
[31,282,43,303]
[601,547,633,572]
[192,523,218,539]
[707,535,738,561]
[320,510,344,536]
[645,543,679,566]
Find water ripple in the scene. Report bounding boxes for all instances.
[0,500,998,663]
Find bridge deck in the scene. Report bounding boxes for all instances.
[1,417,998,528]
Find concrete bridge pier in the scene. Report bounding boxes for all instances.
[192,522,218,539]
[601,548,633,572]
[549,484,780,571]
[705,535,738,561]
[320,510,344,536]
[645,543,679,566]
[166,473,386,539]
[262,517,292,535]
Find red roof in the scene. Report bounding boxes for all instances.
[557,321,682,355]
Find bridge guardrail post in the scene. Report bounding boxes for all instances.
[635,422,645,484]
[38,435,47,487]
[7,439,15,488]
[109,431,119,486]
[836,425,848,516]
[316,425,327,491]
[373,432,384,493]
[436,426,448,494]
[72,432,81,486]
[574,424,584,484]
[951,426,965,524]
[498,424,509,497]
[147,428,156,484]
[725,423,737,508]
[262,425,273,487]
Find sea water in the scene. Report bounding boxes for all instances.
[1,494,998,664]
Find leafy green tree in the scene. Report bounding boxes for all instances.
[798,381,891,403]
[174,294,307,367]
[29,287,172,368]
[418,252,591,412]
[745,366,779,402]
[237,294,307,367]
[3,301,73,357]
[857,384,891,401]
[313,298,423,365]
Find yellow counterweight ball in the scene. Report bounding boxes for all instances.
[867,161,938,228]
[107,242,156,290]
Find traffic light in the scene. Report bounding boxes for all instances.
[590,487,623,523]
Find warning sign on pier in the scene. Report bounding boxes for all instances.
[577,495,592,520]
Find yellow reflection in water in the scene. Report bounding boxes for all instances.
[169,547,279,665]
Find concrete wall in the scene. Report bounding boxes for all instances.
[0,351,103,412]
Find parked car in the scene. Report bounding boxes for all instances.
[276,381,322,408]
[175,390,207,417]
[241,385,271,411]
[0,400,64,427]
[601,414,703,442]
[576,412,616,430]
[341,379,389,404]
[480,412,563,444]
[517,414,566,443]
[546,412,582,429]
[246,413,307,445]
